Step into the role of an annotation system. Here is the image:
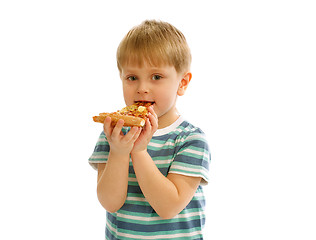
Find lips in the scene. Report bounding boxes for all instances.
[135,100,155,105]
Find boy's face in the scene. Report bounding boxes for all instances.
[120,61,191,128]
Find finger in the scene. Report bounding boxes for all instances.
[131,127,143,143]
[148,106,158,119]
[112,119,124,137]
[103,117,113,137]
[148,107,158,129]
[133,127,142,141]
[144,117,152,133]
[123,127,139,143]
[148,112,158,131]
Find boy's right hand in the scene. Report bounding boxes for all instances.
[103,116,142,156]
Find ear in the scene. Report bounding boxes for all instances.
[177,72,192,96]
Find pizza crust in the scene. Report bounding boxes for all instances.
[92,102,152,127]
[93,112,145,127]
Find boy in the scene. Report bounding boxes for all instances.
[89,20,210,240]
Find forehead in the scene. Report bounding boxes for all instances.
[121,52,175,69]
[121,62,177,74]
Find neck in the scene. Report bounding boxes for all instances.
[157,108,180,129]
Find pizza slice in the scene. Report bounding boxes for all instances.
[93,102,153,127]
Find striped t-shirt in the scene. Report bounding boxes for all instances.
[89,116,210,240]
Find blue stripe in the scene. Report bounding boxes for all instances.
[94,144,110,152]
[147,148,175,158]
[173,154,209,170]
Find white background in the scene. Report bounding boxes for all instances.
[1,0,315,239]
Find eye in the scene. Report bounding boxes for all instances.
[152,75,162,80]
[127,76,137,81]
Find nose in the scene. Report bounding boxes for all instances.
[137,82,149,94]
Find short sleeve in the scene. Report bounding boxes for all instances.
[88,131,110,170]
[169,133,210,185]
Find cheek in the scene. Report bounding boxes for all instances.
[156,88,178,106]
[122,88,128,99]
[122,86,134,103]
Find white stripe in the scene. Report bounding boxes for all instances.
[126,196,147,202]
[97,138,106,143]
[89,154,108,159]
[153,159,173,165]
[128,177,137,182]
[148,141,175,148]
[177,148,205,157]
[171,165,203,174]
[179,148,209,160]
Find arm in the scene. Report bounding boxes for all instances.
[130,107,201,219]
[131,151,201,219]
[97,117,142,213]
[97,152,129,213]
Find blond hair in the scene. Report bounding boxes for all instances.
[116,20,191,74]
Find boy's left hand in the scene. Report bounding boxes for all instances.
[131,106,158,153]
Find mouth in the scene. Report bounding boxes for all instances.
[135,101,155,105]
